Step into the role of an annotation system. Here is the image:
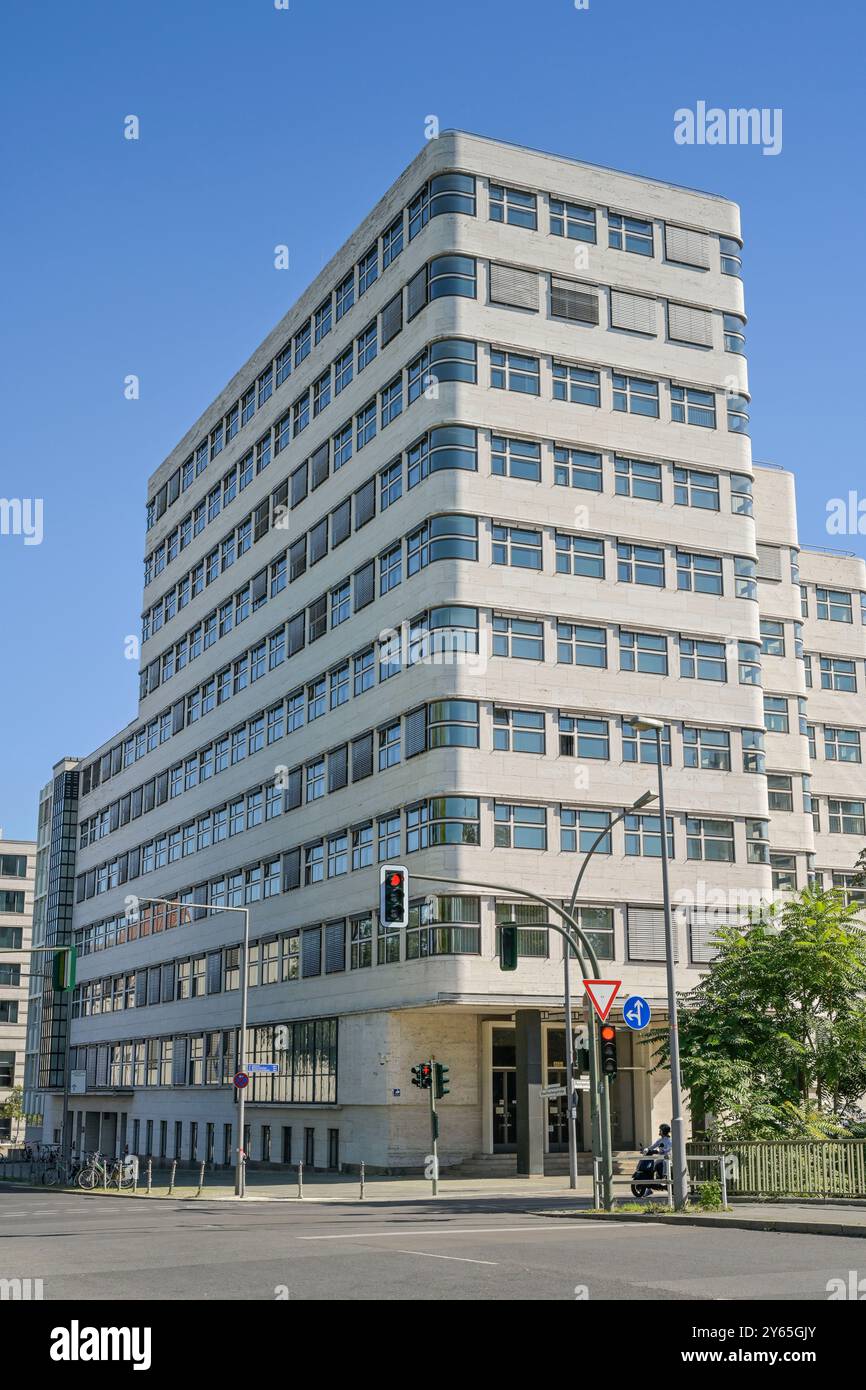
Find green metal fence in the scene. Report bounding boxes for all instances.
[687,1140,866,1197]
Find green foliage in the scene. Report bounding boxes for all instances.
[696,1180,724,1210]
[650,886,866,1140]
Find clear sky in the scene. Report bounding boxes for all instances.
[1,0,864,839]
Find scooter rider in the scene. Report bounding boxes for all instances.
[645,1123,672,1178]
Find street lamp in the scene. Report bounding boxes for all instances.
[562,788,656,1193]
[630,715,688,1209]
[138,896,251,1198]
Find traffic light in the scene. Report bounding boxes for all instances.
[52,947,77,993]
[380,864,408,927]
[411,1062,432,1089]
[434,1062,450,1099]
[599,1022,618,1078]
[499,922,518,971]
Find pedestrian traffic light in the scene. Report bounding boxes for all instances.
[411,1062,432,1089]
[434,1062,450,1099]
[52,946,77,993]
[499,922,518,971]
[380,864,408,927]
[599,1022,618,1078]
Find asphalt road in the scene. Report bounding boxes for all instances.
[0,1188,862,1301]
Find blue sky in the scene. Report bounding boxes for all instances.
[1,0,864,838]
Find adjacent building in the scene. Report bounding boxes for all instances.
[0,837,35,1149]
[32,133,866,1173]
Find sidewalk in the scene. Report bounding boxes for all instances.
[4,1166,866,1236]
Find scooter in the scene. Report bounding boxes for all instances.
[630,1145,670,1198]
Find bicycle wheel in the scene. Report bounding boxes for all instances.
[42,1167,61,1186]
[77,1166,98,1189]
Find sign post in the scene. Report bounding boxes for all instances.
[428,1056,439,1197]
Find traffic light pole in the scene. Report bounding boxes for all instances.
[411,872,614,1210]
[428,1056,439,1196]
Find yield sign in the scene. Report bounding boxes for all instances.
[583,979,621,1022]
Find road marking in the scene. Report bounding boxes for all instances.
[296,1224,617,1241]
[395,1249,498,1265]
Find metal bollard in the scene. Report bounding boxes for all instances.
[720,1154,728,1209]
[168,1159,177,1196]
[297,1160,304,1199]
[359,1161,365,1200]
[665,1158,674,1209]
[146,1158,152,1195]
[103,1161,108,1192]
[197,1161,205,1197]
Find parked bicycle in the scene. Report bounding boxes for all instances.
[76,1152,134,1190]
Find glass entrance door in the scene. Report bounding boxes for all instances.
[492,1069,517,1151]
[546,1028,584,1152]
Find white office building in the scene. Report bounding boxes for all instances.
[33,134,866,1173]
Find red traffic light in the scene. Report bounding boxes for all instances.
[389,872,401,886]
[600,1024,616,1042]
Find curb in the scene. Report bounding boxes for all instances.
[537,1209,866,1239]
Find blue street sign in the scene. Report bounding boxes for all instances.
[247,1063,279,1075]
[623,995,652,1031]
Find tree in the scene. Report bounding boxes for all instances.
[651,885,866,1140]
[0,1085,38,1148]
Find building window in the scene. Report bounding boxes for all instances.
[727,395,750,433]
[429,797,479,847]
[557,622,606,668]
[612,374,659,417]
[559,715,609,759]
[382,214,403,267]
[494,615,544,661]
[609,212,653,255]
[730,474,753,515]
[493,708,545,754]
[687,819,735,862]
[358,244,378,296]
[820,656,857,692]
[742,728,765,774]
[723,314,747,353]
[683,727,731,771]
[556,533,604,578]
[429,254,477,300]
[350,915,373,970]
[623,721,671,765]
[825,727,862,763]
[335,271,354,320]
[680,637,726,682]
[491,350,539,395]
[552,363,601,407]
[760,620,785,657]
[625,814,674,858]
[828,799,866,835]
[673,467,719,510]
[428,699,479,748]
[491,435,541,481]
[676,550,722,595]
[618,543,665,587]
[494,803,547,850]
[492,525,543,570]
[553,446,602,491]
[720,237,743,276]
[770,855,798,892]
[620,630,668,675]
[549,198,596,241]
[561,809,611,854]
[767,774,794,812]
[614,455,661,499]
[490,183,537,228]
[816,588,853,623]
[671,385,716,428]
[763,696,789,733]
[738,641,762,686]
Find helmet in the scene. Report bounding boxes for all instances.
[659,1124,671,1135]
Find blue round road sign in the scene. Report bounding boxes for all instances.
[622,995,652,1030]
[233,1071,249,1089]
